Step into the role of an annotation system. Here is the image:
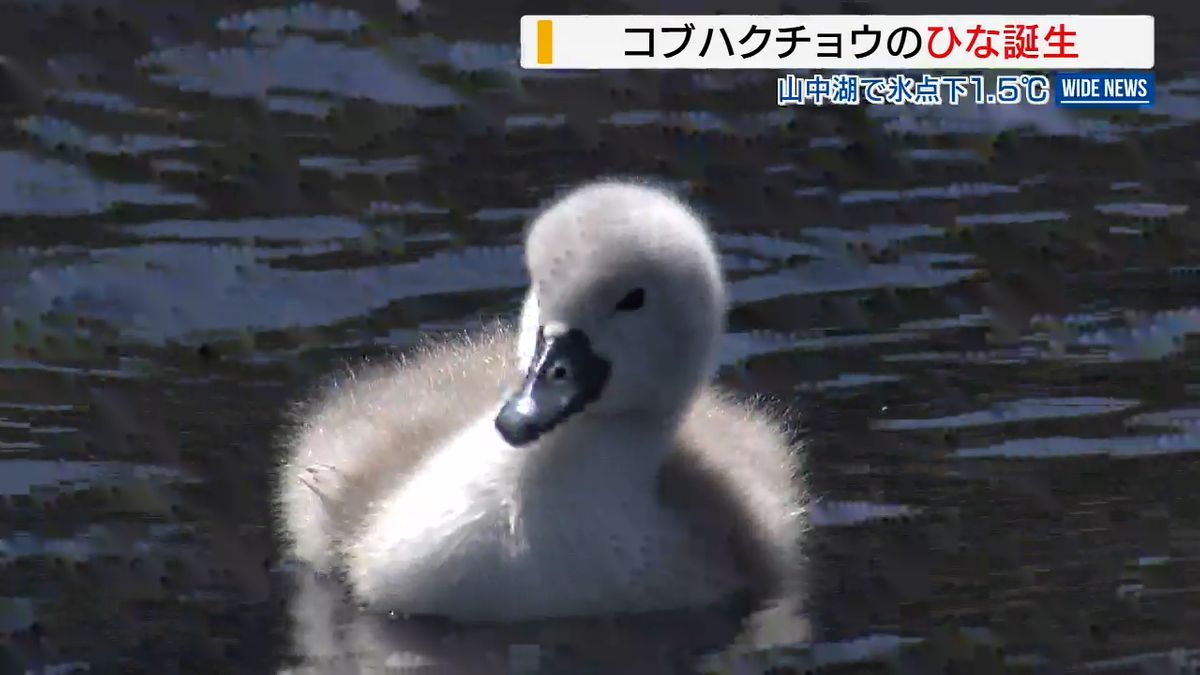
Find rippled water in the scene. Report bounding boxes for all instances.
[2,0,1200,672]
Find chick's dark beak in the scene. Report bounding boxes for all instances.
[494,327,610,446]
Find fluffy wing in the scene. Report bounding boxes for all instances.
[275,324,520,571]
[658,386,808,601]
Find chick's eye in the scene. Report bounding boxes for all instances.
[615,288,645,312]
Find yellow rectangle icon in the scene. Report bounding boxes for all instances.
[536,20,553,64]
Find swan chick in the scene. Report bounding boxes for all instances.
[277,179,805,622]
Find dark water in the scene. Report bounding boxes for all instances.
[2,0,1200,672]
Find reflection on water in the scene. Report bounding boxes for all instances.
[279,571,785,674]
[0,151,200,216]
[873,397,1140,430]
[1,0,1200,672]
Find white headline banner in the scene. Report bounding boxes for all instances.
[520,15,1154,70]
